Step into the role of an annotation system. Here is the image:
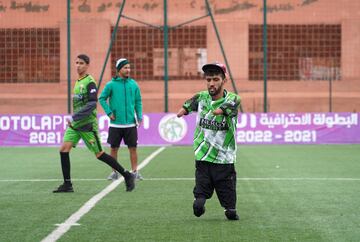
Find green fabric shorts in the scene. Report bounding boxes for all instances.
[63,125,103,154]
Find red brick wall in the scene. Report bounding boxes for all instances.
[0,0,359,113]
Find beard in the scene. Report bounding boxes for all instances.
[208,86,221,96]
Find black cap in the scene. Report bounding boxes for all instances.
[202,62,227,75]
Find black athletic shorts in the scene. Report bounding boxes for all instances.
[193,160,237,210]
[107,126,138,148]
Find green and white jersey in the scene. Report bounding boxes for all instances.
[183,90,241,164]
[71,74,98,130]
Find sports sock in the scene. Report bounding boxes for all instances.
[98,153,129,177]
[60,152,71,184]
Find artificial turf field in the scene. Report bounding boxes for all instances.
[0,145,359,242]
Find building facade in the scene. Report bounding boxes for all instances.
[0,0,359,113]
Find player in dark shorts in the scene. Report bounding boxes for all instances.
[177,62,241,220]
[99,58,143,180]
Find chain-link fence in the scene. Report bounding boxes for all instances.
[0,0,359,114]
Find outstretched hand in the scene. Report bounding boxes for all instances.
[213,108,224,115]
[177,108,222,117]
[177,108,188,118]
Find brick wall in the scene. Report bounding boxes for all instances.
[0,0,359,113]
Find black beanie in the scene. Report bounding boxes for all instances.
[116,58,129,71]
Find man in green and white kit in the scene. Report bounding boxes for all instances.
[177,62,241,220]
[53,54,135,193]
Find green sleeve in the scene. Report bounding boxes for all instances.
[219,95,241,118]
[135,86,143,122]
[182,93,200,114]
[99,83,113,116]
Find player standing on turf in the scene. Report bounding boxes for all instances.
[99,58,143,181]
[53,54,136,193]
[177,62,241,220]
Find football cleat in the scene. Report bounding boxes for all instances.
[225,209,239,220]
[124,172,136,192]
[53,183,74,193]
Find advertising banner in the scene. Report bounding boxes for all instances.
[0,113,359,146]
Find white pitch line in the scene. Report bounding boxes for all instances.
[2,177,360,182]
[144,177,360,181]
[0,179,105,182]
[54,223,80,226]
[144,178,195,181]
[239,177,360,181]
[40,146,166,242]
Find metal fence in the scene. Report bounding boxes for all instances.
[0,0,359,114]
